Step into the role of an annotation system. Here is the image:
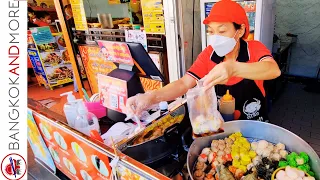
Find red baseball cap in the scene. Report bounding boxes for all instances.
[203,0,249,39]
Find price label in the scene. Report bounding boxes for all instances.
[110,94,118,109]
[98,74,127,113]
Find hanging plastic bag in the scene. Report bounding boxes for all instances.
[186,79,224,135]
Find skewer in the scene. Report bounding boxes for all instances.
[111,137,118,157]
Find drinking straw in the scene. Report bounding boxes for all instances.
[82,88,90,102]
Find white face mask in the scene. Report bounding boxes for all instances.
[208,31,238,57]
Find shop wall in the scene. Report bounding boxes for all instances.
[83,0,130,18]
[179,0,202,73]
[274,0,320,78]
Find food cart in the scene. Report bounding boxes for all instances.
[27,0,320,179]
[28,97,320,180]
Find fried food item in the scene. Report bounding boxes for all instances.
[196,162,207,171]
[242,171,258,180]
[194,170,205,180]
[132,114,184,145]
[216,165,235,180]
[204,174,215,180]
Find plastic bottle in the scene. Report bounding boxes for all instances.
[74,100,101,136]
[219,90,235,122]
[159,101,169,116]
[60,91,78,128]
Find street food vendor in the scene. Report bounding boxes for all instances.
[126,0,281,122]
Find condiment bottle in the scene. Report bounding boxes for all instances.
[159,101,169,116]
[60,91,77,128]
[219,90,235,122]
[74,100,101,136]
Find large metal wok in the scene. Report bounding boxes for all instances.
[119,104,192,166]
[187,120,320,179]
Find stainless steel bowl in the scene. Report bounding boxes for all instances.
[187,120,320,179]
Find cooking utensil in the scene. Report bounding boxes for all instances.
[120,103,192,166]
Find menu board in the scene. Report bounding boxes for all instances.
[27,110,56,173]
[30,27,73,88]
[141,0,165,34]
[204,1,256,43]
[148,52,162,72]
[98,74,128,113]
[27,30,49,86]
[78,46,117,94]
[96,41,134,66]
[55,33,87,79]
[238,1,256,31]
[125,30,148,51]
[32,112,112,180]
[70,0,88,31]
[205,2,213,17]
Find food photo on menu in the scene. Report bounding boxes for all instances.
[80,170,92,180]
[54,132,68,150]
[41,52,64,66]
[91,155,109,177]
[46,65,73,84]
[71,142,87,163]
[37,42,59,53]
[62,49,71,63]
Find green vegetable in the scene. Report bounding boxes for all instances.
[297,164,310,172]
[297,165,308,172]
[278,161,288,167]
[288,158,297,167]
[308,171,315,177]
[299,152,309,163]
[295,156,305,165]
[287,152,298,161]
[304,164,311,172]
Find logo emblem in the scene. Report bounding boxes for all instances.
[1,154,27,180]
[243,98,261,119]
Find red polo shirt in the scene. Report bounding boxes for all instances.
[187,39,273,121]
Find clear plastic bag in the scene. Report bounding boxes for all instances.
[186,80,224,135]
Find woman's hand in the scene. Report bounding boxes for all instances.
[125,92,156,116]
[202,58,281,91]
[203,61,235,90]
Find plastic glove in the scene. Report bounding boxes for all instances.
[125,92,155,116]
[125,114,145,133]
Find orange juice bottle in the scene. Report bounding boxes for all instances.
[219,90,235,122]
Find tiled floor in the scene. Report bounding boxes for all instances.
[269,82,320,155]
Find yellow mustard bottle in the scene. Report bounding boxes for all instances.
[219,90,235,121]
